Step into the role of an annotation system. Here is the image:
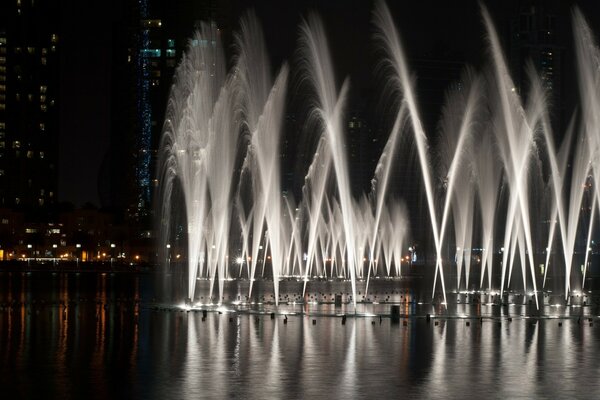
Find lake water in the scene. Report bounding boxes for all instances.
[1,271,600,399]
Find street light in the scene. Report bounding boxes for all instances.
[52,244,58,266]
[76,244,81,267]
[166,244,171,269]
[108,243,116,268]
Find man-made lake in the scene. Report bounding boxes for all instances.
[1,271,599,399]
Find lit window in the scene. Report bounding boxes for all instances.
[40,95,46,103]
[51,34,58,44]
[41,57,47,65]
[39,123,45,131]
[40,85,47,93]
[167,39,175,48]
[0,37,6,46]
[0,85,4,92]
[0,57,5,64]
[39,151,44,159]
[166,49,175,58]
[27,47,35,54]
[13,141,20,148]
[141,49,161,58]
[141,19,162,28]
[40,104,47,112]
[27,150,33,158]
[0,122,4,129]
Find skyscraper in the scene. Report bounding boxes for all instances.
[107,0,230,223]
[0,0,60,218]
[509,0,564,132]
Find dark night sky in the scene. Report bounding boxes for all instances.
[58,0,600,207]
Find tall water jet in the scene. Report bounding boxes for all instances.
[474,128,502,291]
[234,13,289,304]
[367,104,407,290]
[482,6,541,308]
[436,70,480,291]
[157,23,232,303]
[574,8,600,294]
[298,14,358,305]
[373,0,447,304]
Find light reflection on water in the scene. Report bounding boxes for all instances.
[1,272,600,399]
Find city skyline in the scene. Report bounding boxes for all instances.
[54,0,600,207]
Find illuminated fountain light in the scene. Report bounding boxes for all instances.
[157,2,600,311]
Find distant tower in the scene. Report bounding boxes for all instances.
[108,0,229,223]
[0,1,60,217]
[509,0,564,133]
[346,109,372,197]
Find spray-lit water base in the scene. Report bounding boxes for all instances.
[154,277,600,320]
[158,1,600,311]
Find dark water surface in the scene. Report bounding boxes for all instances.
[1,271,600,399]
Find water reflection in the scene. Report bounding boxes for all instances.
[1,272,600,399]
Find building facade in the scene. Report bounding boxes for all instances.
[0,0,60,218]
[107,0,230,223]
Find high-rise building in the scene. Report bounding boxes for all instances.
[106,0,230,223]
[346,110,373,197]
[0,1,60,218]
[509,0,564,132]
